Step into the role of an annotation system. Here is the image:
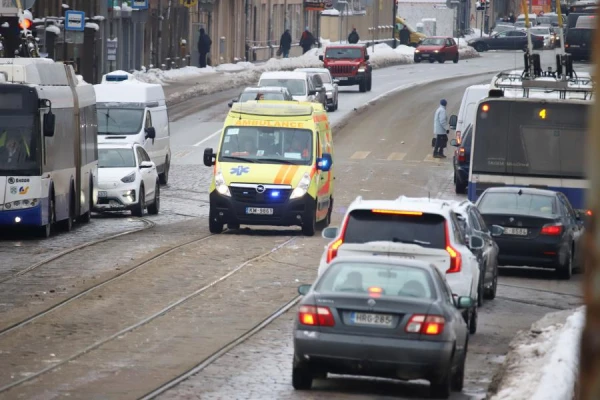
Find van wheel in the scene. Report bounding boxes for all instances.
[302,203,317,236]
[317,197,333,230]
[36,195,55,238]
[209,207,224,234]
[159,157,170,185]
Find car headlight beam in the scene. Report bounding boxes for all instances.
[215,168,231,197]
[290,172,311,199]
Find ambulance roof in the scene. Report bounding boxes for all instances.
[93,81,165,104]
[230,100,315,117]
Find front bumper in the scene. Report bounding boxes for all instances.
[414,52,441,60]
[94,186,138,211]
[0,203,43,227]
[495,236,565,268]
[294,330,453,381]
[210,190,314,227]
[332,72,367,86]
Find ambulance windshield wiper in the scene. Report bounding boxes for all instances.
[258,158,296,164]
[222,156,256,163]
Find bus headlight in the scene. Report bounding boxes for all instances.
[290,172,311,199]
[1,199,39,210]
[215,168,231,197]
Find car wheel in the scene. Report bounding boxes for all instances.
[455,182,467,194]
[522,44,529,52]
[159,156,170,185]
[469,305,478,334]
[227,222,240,230]
[36,195,55,238]
[429,57,435,63]
[147,182,160,215]
[414,56,421,63]
[430,366,452,399]
[438,54,446,63]
[453,54,459,63]
[209,207,224,234]
[557,247,573,280]
[475,43,486,52]
[302,203,317,236]
[477,273,484,307]
[334,96,339,110]
[292,366,313,390]
[359,80,367,92]
[452,338,468,391]
[131,186,145,217]
[484,266,498,300]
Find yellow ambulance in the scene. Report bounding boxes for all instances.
[203,100,334,236]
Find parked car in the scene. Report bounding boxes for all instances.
[450,125,472,194]
[258,71,326,104]
[319,44,372,93]
[318,196,482,333]
[468,30,544,52]
[452,200,500,308]
[293,256,473,399]
[95,143,160,217]
[476,187,585,279]
[491,23,516,35]
[228,86,294,107]
[414,37,459,63]
[295,67,339,111]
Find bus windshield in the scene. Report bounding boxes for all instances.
[472,100,589,179]
[97,107,144,135]
[0,116,38,175]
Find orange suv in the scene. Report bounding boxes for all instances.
[414,37,459,64]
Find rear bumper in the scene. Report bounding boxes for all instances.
[294,330,453,381]
[495,236,564,268]
[210,190,314,226]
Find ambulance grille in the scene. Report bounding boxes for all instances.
[230,187,292,203]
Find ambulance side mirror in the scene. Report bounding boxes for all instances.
[318,153,332,172]
[203,147,216,167]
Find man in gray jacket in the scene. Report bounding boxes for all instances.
[433,99,449,158]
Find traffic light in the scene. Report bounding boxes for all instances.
[18,10,33,31]
[476,0,488,10]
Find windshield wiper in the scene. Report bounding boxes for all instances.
[257,158,296,164]
[391,237,430,245]
[222,156,256,163]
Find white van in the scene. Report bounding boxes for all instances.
[449,84,489,142]
[515,13,538,28]
[94,72,171,184]
[257,71,324,104]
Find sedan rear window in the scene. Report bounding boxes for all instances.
[478,192,557,215]
[344,210,447,249]
[316,262,435,299]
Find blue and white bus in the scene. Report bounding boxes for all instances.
[0,59,98,237]
[468,75,593,210]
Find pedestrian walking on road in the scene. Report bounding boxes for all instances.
[399,25,410,46]
[348,28,359,44]
[279,29,292,58]
[433,99,449,158]
[197,28,212,68]
[300,27,315,54]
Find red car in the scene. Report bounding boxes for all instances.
[414,37,459,64]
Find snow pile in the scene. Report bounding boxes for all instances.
[134,66,217,84]
[363,43,414,69]
[488,307,585,400]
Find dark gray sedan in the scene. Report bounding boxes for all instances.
[293,256,473,399]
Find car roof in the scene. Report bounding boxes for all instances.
[242,86,289,93]
[294,67,330,74]
[259,71,308,79]
[325,44,366,49]
[328,255,437,273]
[98,142,137,150]
[346,196,457,218]
[481,187,558,197]
[426,36,453,39]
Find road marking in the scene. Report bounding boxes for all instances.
[386,152,406,161]
[423,154,451,163]
[174,150,193,159]
[350,151,371,159]
[193,129,222,147]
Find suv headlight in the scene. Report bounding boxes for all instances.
[358,66,366,73]
[215,168,231,196]
[121,172,136,183]
[290,172,311,199]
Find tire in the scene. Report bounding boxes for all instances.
[452,339,468,392]
[359,80,366,92]
[556,247,573,280]
[438,54,446,63]
[131,186,145,217]
[59,188,75,232]
[367,76,372,91]
[453,54,459,63]
[430,366,452,399]
[334,97,338,110]
[522,44,529,52]
[469,305,478,334]
[77,180,93,223]
[429,57,435,63]
[455,182,467,194]
[159,157,170,185]
[414,57,421,63]
[36,195,55,238]
[477,273,484,307]
[302,202,317,236]
[209,207,224,234]
[317,197,333,230]
[292,367,313,390]
[147,182,160,215]
[484,266,498,300]
[475,43,486,52]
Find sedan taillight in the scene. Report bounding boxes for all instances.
[541,223,563,236]
[298,305,335,327]
[458,147,466,163]
[405,314,445,335]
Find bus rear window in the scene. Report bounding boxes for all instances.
[344,210,447,249]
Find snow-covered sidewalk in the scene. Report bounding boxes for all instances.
[487,307,585,400]
[131,41,479,104]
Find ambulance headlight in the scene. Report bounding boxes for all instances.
[290,172,311,199]
[215,168,231,197]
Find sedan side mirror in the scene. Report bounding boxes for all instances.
[322,226,338,239]
[145,126,156,140]
[490,225,504,237]
[318,55,324,61]
[456,296,474,309]
[449,114,458,129]
[298,284,312,295]
[469,235,484,250]
[317,153,332,171]
[450,138,459,147]
[140,161,154,169]
[203,147,216,167]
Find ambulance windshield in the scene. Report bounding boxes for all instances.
[219,126,314,165]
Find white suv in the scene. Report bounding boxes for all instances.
[319,196,482,328]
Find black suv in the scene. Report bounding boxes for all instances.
[565,28,594,60]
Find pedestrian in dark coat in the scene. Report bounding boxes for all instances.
[348,28,359,43]
[399,25,410,45]
[299,27,315,54]
[197,28,212,68]
[279,29,292,58]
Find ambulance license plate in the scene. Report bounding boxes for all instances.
[246,207,274,215]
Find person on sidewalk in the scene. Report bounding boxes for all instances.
[399,25,410,46]
[348,28,359,44]
[279,29,292,58]
[433,99,449,158]
[197,28,212,68]
[300,27,315,54]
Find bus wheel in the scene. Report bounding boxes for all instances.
[78,183,93,223]
[37,196,55,238]
[59,189,75,231]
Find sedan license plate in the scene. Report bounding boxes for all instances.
[246,207,274,215]
[504,227,528,236]
[98,191,108,198]
[350,312,393,327]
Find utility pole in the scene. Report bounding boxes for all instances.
[157,0,163,66]
[392,0,397,48]
[245,0,250,61]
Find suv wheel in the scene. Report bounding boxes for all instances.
[359,80,367,93]
[469,305,478,334]
[455,182,467,194]
[367,75,372,91]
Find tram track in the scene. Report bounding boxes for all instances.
[498,282,584,299]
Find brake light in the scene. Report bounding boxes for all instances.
[298,305,335,327]
[405,314,445,335]
[586,210,592,216]
[458,147,466,163]
[326,214,350,263]
[445,222,462,273]
[372,210,423,216]
[368,286,383,298]
[540,223,563,236]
